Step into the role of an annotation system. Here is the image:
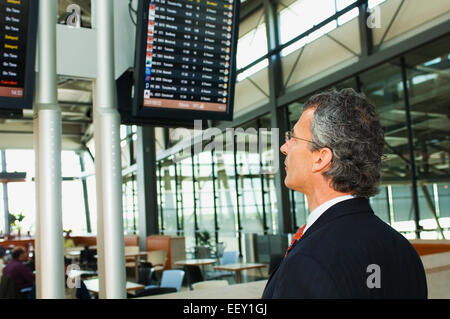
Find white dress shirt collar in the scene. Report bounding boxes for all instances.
[303,195,355,235]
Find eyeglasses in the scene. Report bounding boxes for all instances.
[285,131,314,144]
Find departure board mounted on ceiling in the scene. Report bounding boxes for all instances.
[133,0,239,121]
[0,0,39,110]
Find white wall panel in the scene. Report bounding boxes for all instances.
[234,67,269,116]
[282,35,356,89]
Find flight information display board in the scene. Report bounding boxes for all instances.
[0,0,38,110]
[133,0,239,121]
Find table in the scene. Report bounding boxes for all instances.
[67,269,98,278]
[174,258,217,267]
[175,259,217,287]
[213,263,266,283]
[66,251,81,258]
[83,278,145,295]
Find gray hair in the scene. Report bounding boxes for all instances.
[303,88,385,198]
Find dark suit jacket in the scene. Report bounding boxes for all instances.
[262,198,427,299]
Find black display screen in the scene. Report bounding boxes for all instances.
[0,0,37,110]
[133,0,239,121]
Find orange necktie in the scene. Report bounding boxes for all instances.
[284,224,306,258]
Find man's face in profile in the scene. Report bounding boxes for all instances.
[280,108,316,194]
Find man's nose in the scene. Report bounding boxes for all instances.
[280,142,288,156]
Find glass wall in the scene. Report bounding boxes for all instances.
[155,112,282,255]
[5,150,36,235]
[405,36,450,239]
[358,59,416,236]
[122,173,138,235]
[0,149,94,236]
[281,35,450,239]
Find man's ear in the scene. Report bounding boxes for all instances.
[311,147,333,173]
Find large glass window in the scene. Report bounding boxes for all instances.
[159,160,178,236]
[359,59,417,237]
[278,0,362,56]
[404,36,450,239]
[179,156,195,250]
[123,174,138,235]
[214,136,239,252]
[279,0,336,45]
[5,150,35,235]
[236,9,268,80]
[2,149,94,236]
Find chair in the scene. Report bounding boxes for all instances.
[146,250,167,272]
[125,245,140,267]
[215,242,226,260]
[137,263,154,286]
[146,269,185,292]
[79,247,97,271]
[221,251,239,265]
[125,245,140,278]
[129,287,177,298]
[0,276,25,299]
[206,251,239,280]
[192,280,229,290]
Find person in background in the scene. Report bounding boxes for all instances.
[63,230,76,249]
[3,247,35,291]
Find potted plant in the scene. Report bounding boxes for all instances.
[195,230,212,258]
[9,212,25,238]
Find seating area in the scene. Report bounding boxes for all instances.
[0,233,272,299]
[2,234,450,299]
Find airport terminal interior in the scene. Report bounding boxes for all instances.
[0,0,449,299]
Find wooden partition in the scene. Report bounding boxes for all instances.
[146,235,186,269]
[0,238,35,255]
[410,239,450,256]
[69,235,139,248]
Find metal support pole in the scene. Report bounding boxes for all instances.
[157,162,165,234]
[174,161,181,235]
[132,174,137,234]
[34,0,64,299]
[79,153,92,233]
[191,146,199,246]
[136,126,159,251]
[358,0,373,57]
[94,0,126,299]
[400,57,421,239]
[385,187,393,226]
[211,148,219,246]
[257,119,269,235]
[1,150,10,235]
[233,136,243,257]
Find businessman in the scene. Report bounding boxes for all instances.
[262,88,427,298]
